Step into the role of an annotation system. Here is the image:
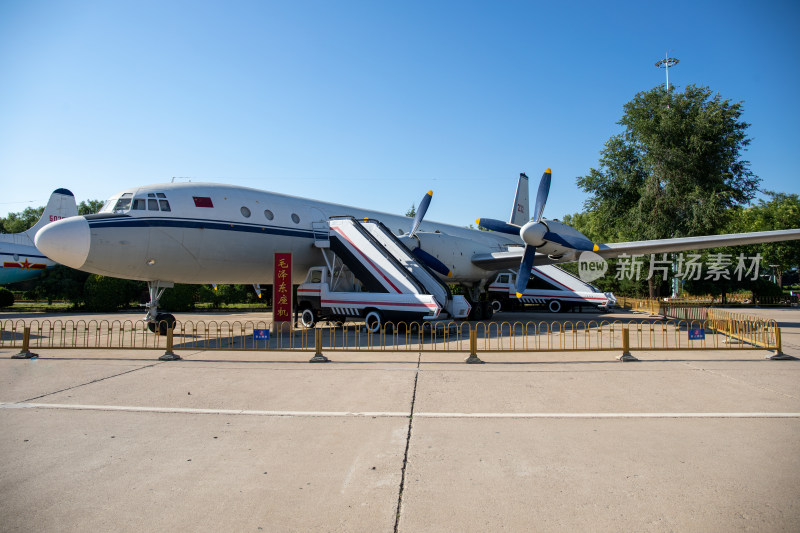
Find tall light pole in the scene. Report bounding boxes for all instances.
[656,52,680,298]
[655,54,679,91]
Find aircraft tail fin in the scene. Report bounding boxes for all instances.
[508,172,529,226]
[23,189,78,239]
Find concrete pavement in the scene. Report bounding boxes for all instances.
[1,308,799,531]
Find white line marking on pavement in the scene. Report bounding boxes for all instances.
[2,402,800,419]
[0,402,408,417]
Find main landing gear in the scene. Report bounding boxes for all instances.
[463,280,493,321]
[144,280,176,334]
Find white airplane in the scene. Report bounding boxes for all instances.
[0,189,78,285]
[34,171,800,326]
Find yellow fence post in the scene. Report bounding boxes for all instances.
[465,328,483,364]
[768,328,795,360]
[309,327,330,363]
[617,327,638,362]
[159,326,181,361]
[12,327,38,359]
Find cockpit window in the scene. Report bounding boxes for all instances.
[109,192,171,214]
[112,193,133,213]
[142,192,171,212]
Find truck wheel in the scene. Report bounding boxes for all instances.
[490,299,502,313]
[547,300,562,313]
[299,307,317,328]
[364,310,383,334]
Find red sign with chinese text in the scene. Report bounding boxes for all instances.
[273,253,292,322]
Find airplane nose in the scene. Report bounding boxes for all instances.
[35,216,91,269]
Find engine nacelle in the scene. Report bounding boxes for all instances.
[411,232,497,282]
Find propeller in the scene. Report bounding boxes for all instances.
[477,169,596,298]
[409,190,433,238]
[404,190,452,277]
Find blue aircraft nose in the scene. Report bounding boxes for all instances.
[35,216,90,269]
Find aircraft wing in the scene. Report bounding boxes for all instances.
[593,228,800,257]
[471,228,800,271]
[471,250,564,270]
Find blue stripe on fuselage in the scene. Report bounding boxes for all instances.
[0,252,50,261]
[87,216,315,239]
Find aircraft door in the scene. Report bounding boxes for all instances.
[293,206,328,279]
[308,207,327,224]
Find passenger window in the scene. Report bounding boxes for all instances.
[132,199,146,210]
[113,193,133,213]
[291,213,300,224]
[148,199,159,210]
[264,209,274,220]
[159,200,171,212]
[241,206,251,218]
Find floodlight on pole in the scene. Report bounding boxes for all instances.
[655,54,679,91]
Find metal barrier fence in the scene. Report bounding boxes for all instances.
[1,314,787,362]
[619,294,797,312]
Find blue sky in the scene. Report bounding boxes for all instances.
[1,0,798,227]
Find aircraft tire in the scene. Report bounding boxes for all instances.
[483,301,493,319]
[547,300,562,313]
[299,307,317,328]
[148,313,176,335]
[364,309,383,334]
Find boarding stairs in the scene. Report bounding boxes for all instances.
[318,217,458,318]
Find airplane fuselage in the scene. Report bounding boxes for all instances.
[0,239,55,284]
[38,182,520,286]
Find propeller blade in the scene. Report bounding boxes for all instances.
[543,231,596,251]
[411,247,452,277]
[410,190,433,237]
[532,168,551,222]
[515,245,537,298]
[476,218,520,235]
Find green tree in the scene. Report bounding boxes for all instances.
[26,265,90,305]
[577,84,760,296]
[78,199,104,215]
[0,287,14,307]
[159,284,199,311]
[725,192,800,287]
[0,206,44,233]
[405,204,416,218]
[579,85,759,241]
[83,275,143,311]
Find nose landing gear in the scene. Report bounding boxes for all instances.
[144,281,176,334]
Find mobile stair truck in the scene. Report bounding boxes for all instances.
[296,216,471,332]
[487,264,617,313]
